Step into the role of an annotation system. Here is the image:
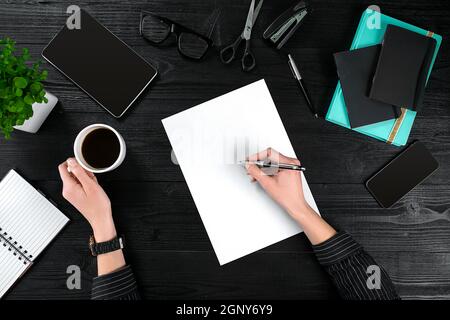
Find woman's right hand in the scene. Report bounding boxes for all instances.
[245,148,312,222]
[58,158,116,242]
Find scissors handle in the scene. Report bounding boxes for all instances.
[241,40,256,72]
[220,36,242,64]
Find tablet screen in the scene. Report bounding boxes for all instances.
[42,9,157,117]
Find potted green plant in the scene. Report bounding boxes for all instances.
[0,37,57,139]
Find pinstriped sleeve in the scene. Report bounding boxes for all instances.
[312,232,400,300]
[91,265,140,300]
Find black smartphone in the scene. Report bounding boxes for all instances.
[366,141,439,208]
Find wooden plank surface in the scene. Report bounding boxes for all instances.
[0,0,449,299]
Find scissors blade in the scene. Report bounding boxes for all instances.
[243,0,256,40]
[252,0,264,24]
[243,0,264,39]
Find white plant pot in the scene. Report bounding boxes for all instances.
[14,91,58,134]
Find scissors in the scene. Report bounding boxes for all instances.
[220,0,264,72]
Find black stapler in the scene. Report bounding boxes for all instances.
[263,1,310,49]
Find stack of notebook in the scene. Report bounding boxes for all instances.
[326,8,442,146]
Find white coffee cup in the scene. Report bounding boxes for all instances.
[74,124,126,173]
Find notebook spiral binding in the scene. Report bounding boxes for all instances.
[0,227,32,265]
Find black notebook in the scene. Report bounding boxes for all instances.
[370,25,437,111]
[334,45,400,128]
[0,170,69,298]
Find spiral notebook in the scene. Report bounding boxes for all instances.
[0,170,69,298]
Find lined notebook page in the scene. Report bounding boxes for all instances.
[0,246,29,298]
[0,170,69,261]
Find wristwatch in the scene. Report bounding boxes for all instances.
[89,235,124,256]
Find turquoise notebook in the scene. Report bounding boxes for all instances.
[326,8,442,146]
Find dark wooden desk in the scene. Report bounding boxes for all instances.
[1,0,449,300]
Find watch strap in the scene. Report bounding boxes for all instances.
[90,235,124,256]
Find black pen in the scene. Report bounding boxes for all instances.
[240,160,306,172]
[287,54,318,118]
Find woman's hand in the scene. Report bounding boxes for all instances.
[58,158,116,242]
[58,158,126,276]
[246,148,336,244]
[245,148,311,222]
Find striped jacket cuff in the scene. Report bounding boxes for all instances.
[312,232,362,266]
[91,265,140,300]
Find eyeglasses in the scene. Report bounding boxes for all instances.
[139,11,213,60]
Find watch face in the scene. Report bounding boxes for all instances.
[89,235,97,256]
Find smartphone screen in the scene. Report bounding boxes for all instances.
[366,141,439,208]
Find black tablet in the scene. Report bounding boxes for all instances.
[42,9,157,118]
[366,141,439,208]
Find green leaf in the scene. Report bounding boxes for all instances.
[13,77,27,89]
[7,104,17,112]
[22,48,29,59]
[15,88,23,97]
[39,70,48,81]
[30,82,41,93]
[24,95,34,105]
[15,99,25,110]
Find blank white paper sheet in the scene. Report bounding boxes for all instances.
[162,79,320,265]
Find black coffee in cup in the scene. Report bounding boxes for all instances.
[82,128,121,169]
